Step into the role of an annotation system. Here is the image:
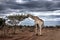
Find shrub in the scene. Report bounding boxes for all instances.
[0,18,5,28]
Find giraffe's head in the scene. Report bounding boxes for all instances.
[27,14,33,17]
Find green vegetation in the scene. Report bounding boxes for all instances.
[0,18,5,26]
[0,18,5,29]
[6,15,29,34]
[7,15,28,21]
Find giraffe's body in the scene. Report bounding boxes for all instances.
[27,14,44,36]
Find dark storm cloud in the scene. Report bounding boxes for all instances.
[6,1,60,11]
[0,0,14,11]
[0,5,6,11]
[14,1,60,11]
[1,0,60,12]
[0,0,60,26]
[53,0,60,1]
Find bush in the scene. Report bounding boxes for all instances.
[56,25,60,28]
[0,18,5,28]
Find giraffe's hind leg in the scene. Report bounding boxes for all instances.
[35,24,42,36]
[38,24,42,36]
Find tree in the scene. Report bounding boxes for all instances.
[7,14,28,34]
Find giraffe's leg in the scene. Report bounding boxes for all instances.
[36,24,39,35]
[35,24,38,35]
[38,24,42,36]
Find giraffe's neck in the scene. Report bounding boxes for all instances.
[28,14,44,23]
[29,15,35,20]
[29,15,39,21]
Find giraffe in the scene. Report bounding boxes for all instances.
[27,14,44,36]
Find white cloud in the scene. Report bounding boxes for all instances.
[16,0,28,4]
[28,11,60,16]
[1,10,60,21]
[46,0,53,1]
[42,18,60,21]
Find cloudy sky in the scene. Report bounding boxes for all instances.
[0,0,60,26]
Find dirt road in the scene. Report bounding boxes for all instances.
[0,28,60,40]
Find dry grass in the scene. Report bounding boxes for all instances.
[0,26,60,40]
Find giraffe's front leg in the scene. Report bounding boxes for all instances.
[35,24,38,35]
[38,25,42,36]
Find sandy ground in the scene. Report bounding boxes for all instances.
[0,28,60,40]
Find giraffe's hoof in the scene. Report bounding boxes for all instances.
[35,34,43,36]
[38,34,43,36]
[40,35,43,36]
[36,34,38,36]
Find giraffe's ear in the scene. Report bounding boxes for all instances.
[27,14,32,16]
